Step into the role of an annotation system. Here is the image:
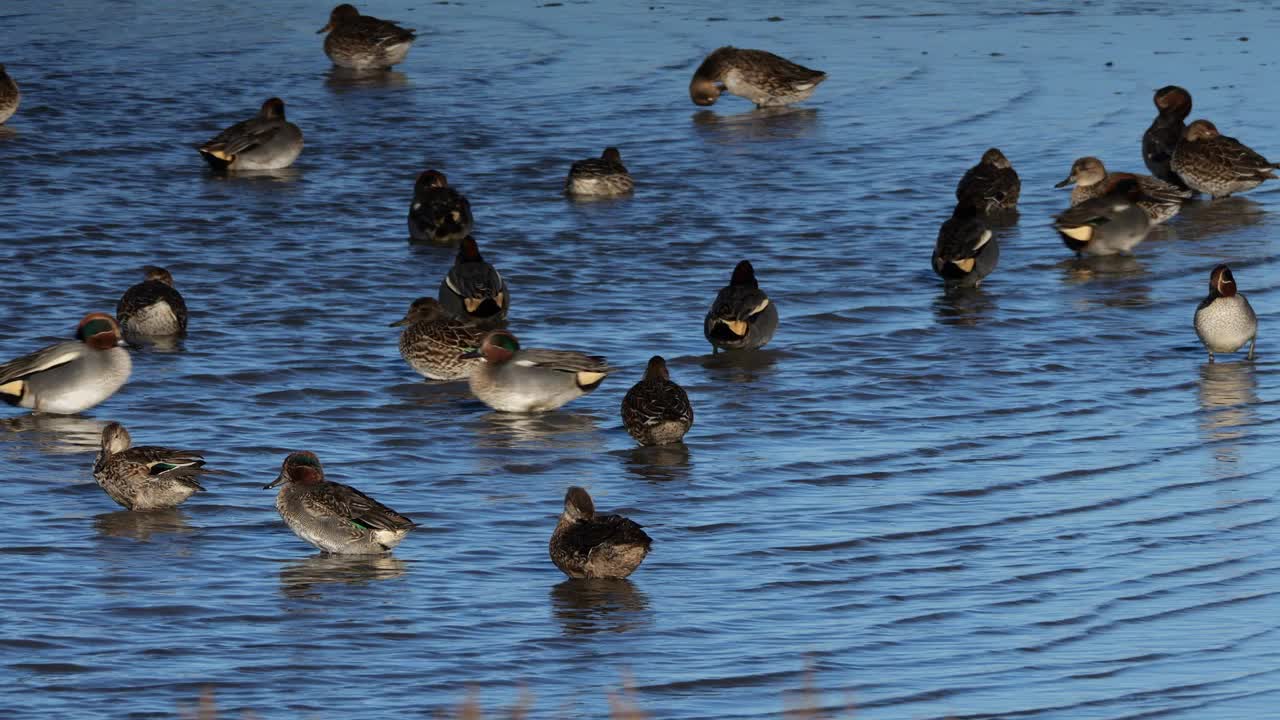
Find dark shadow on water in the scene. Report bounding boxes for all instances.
[617,443,691,482]
[125,334,185,353]
[387,377,474,408]
[324,67,410,92]
[1197,361,1257,465]
[1174,196,1266,241]
[933,286,998,327]
[0,126,17,141]
[93,508,192,542]
[279,554,408,600]
[472,410,603,448]
[550,578,651,635]
[203,167,301,184]
[691,106,819,141]
[0,414,106,455]
[1058,256,1151,307]
[701,347,779,383]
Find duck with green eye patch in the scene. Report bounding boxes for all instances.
[461,330,616,413]
[0,313,131,414]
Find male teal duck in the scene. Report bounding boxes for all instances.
[1053,174,1152,256]
[93,423,212,511]
[117,266,189,341]
[690,47,826,108]
[0,64,19,124]
[318,4,416,70]
[1195,265,1257,363]
[549,486,651,579]
[197,98,303,171]
[620,356,694,446]
[1171,119,1279,198]
[566,148,633,197]
[439,236,509,328]
[0,313,131,414]
[1055,156,1191,225]
[390,297,484,381]
[932,202,998,288]
[704,260,777,352]
[1142,86,1192,187]
[462,330,615,413]
[408,170,474,244]
[955,148,1020,215]
[266,451,416,555]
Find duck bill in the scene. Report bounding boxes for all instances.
[316,22,335,34]
[459,350,482,359]
[1053,177,1074,189]
[264,473,286,489]
[388,317,410,327]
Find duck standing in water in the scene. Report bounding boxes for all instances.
[318,4,416,70]
[408,170,474,244]
[689,46,826,108]
[0,64,19,124]
[438,236,509,327]
[1171,119,1279,198]
[565,147,633,197]
[1194,265,1257,363]
[266,451,416,555]
[197,98,303,171]
[549,486,651,579]
[954,148,1020,215]
[1053,175,1152,256]
[390,297,484,381]
[93,423,213,511]
[117,266,189,341]
[462,330,614,413]
[932,202,997,288]
[620,356,694,446]
[1054,156,1191,225]
[0,314,131,414]
[1142,85,1193,187]
[704,260,777,352]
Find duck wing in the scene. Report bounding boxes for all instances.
[564,515,652,551]
[516,349,615,375]
[0,341,83,384]
[306,481,416,531]
[623,380,693,426]
[1213,136,1279,179]
[120,445,211,491]
[199,116,286,159]
[117,281,189,331]
[345,15,416,45]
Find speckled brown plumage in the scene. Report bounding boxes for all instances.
[318,4,416,70]
[620,356,693,446]
[0,64,19,124]
[117,266,189,339]
[1056,157,1191,225]
[932,203,997,288]
[1171,119,1279,198]
[565,147,633,197]
[690,46,826,108]
[549,486,651,579]
[954,148,1020,215]
[408,170,473,244]
[390,297,484,381]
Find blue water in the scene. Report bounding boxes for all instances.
[2,0,1280,717]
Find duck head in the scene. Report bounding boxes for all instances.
[643,355,670,383]
[415,170,448,194]
[1153,85,1192,117]
[980,148,1012,169]
[389,297,446,327]
[729,259,759,289]
[100,422,133,455]
[601,147,623,163]
[1054,156,1106,189]
[460,330,519,364]
[1209,264,1237,298]
[1183,119,1219,142]
[689,75,724,106]
[258,97,286,120]
[76,313,124,350]
[318,4,360,33]
[265,451,325,489]
[143,265,175,286]
[563,486,595,522]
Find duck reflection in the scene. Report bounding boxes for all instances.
[701,347,779,383]
[0,414,106,455]
[324,67,409,92]
[93,508,192,542]
[279,553,408,599]
[204,166,301,183]
[550,578,650,635]
[619,443,691,482]
[127,334,185,353]
[692,106,819,141]
[473,411,602,448]
[933,286,997,327]
[1059,255,1151,309]
[1175,197,1265,241]
[1197,361,1258,463]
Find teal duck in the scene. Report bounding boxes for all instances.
[932,202,997,287]
[955,148,1020,215]
[117,266,189,340]
[93,423,212,511]
[1054,156,1191,225]
[1142,86,1192,187]
[1171,119,1279,198]
[390,297,484,381]
[197,98,303,171]
[318,4,416,70]
[566,147,633,197]
[1053,174,1152,256]
[462,330,614,413]
[1195,265,1257,362]
[620,356,694,446]
[704,260,777,352]
[408,170,473,244]
[439,236,508,328]
[0,314,131,414]
[549,486,651,579]
[0,64,18,124]
[690,47,826,107]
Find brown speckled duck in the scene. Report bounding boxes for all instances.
[389,297,484,382]
[1054,156,1191,225]
[1171,119,1279,198]
[117,266,189,340]
[93,423,213,511]
[1142,86,1192,187]
[197,98,303,171]
[318,4,416,70]
[566,147,633,197]
[954,148,1020,215]
[549,486,651,579]
[690,47,826,108]
[620,356,694,446]
[0,64,19,124]
[408,170,474,244]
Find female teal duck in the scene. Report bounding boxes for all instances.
[620,356,693,446]
[1055,156,1191,225]
[0,64,19,124]
[954,148,1020,215]
[408,170,473,244]
[390,297,484,381]
[704,260,777,352]
[1195,265,1257,363]
[463,330,615,413]
[932,202,997,288]
[689,47,826,108]
[0,313,131,414]
[266,451,416,555]
[318,4,416,70]
[550,486,651,579]
[93,423,212,511]
[439,236,509,327]
[1053,175,1152,256]
[1171,119,1279,198]
[1143,86,1192,187]
[197,98,303,171]
[566,148,633,197]
[117,266,189,341]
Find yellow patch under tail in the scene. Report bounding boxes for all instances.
[950,258,976,272]
[1059,226,1093,242]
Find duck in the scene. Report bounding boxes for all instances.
[689,46,826,108]
[1171,119,1279,198]
[1053,175,1152,256]
[954,148,1020,215]
[1142,86,1193,187]
[462,330,614,413]
[932,202,998,287]
[565,147,633,197]
[389,297,484,381]
[318,4,416,70]
[93,423,213,511]
[704,260,778,352]
[265,451,416,555]
[1054,156,1191,225]
[1194,264,1257,363]
[620,356,694,446]
[439,236,509,327]
[117,266,189,340]
[408,170,474,244]
[0,313,131,414]
[0,64,19,124]
[197,98,303,171]
[549,486,651,579]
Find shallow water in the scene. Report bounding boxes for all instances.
[3,0,1280,717]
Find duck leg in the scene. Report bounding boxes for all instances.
[1248,337,1256,361]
